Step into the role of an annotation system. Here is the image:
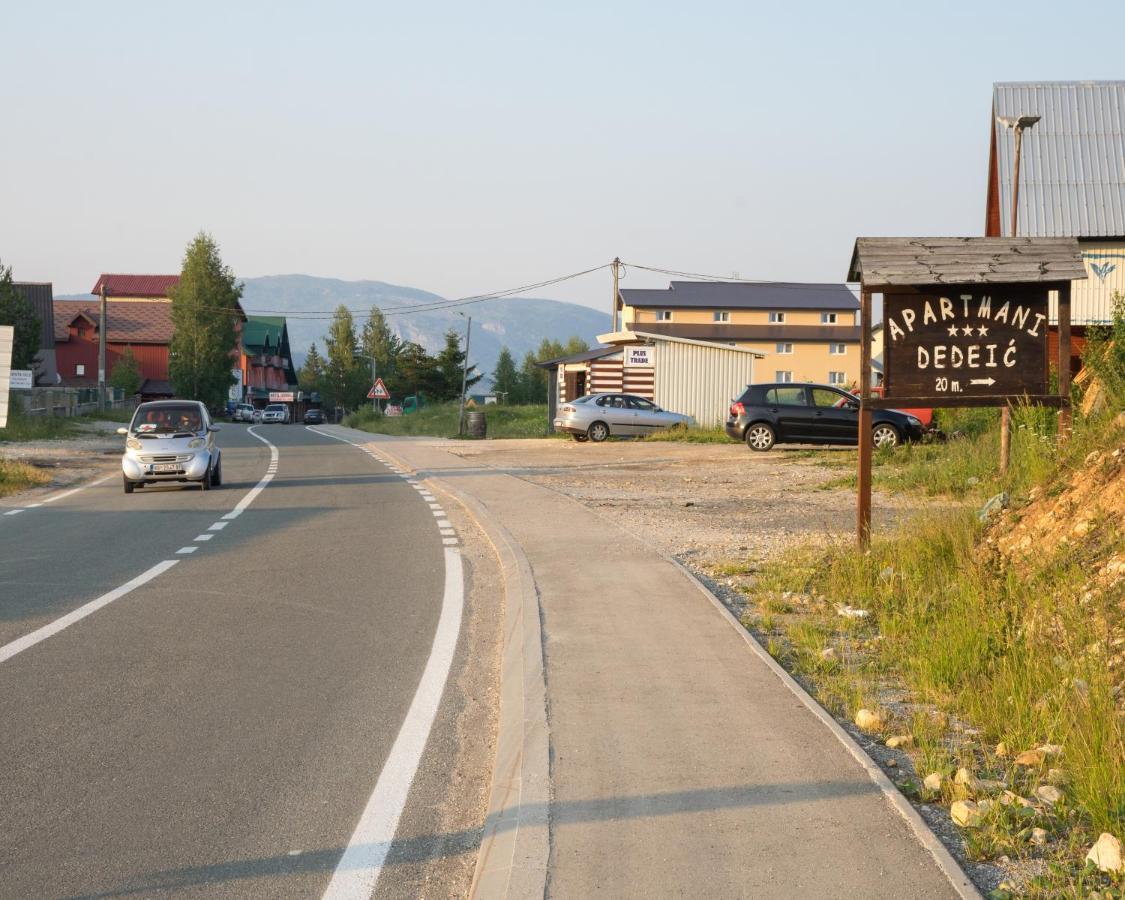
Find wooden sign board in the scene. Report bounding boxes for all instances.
[881,285,1050,407]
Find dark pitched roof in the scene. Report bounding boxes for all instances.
[848,237,1087,287]
[620,281,859,311]
[13,282,55,349]
[991,81,1125,238]
[242,315,288,352]
[54,299,174,344]
[536,346,619,368]
[91,274,180,298]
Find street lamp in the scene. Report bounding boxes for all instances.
[996,114,1040,476]
[457,311,472,436]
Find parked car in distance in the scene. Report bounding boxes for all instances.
[261,403,290,424]
[303,408,325,424]
[232,403,255,422]
[554,393,694,442]
[725,383,925,451]
[119,400,222,493]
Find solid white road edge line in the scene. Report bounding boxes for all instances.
[321,547,464,900]
[41,475,113,504]
[0,427,281,666]
[0,560,179,664]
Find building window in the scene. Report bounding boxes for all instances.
[829,371,846,385]
[829,343,846,355]
[768,311,786,323]
[656,310,673,322]
[775,342,793,354]
[76,364,85,376]
[775,370,793,383]
[821,312,839,324]
[713,310,730,323]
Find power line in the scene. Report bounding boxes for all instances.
[622,261,860,292]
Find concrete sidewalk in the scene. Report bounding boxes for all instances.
[331,429,966,899]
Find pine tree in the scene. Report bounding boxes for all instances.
[0,260,42,370]
[360,307,401,388]
[323,305,365,410]
[435,328,482,401]
[168,233,241,407]
[299,344,325,396]
[109,346,142,396]
[492,347,519,402]
[517,351,543,404]
[397,341,441,400]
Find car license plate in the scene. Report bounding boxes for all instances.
[152,463,179,473]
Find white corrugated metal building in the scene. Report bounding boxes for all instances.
[540,331,763,429]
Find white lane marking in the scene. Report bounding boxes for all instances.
[0,428,280,664]
[439,529,455,536]
[3,509,24,516]
[436,519,452,529]
[441,537,459,546]
[431,510,445,517]
[26,503,43,509]
[194,534,214,541]
[322,548,464,900]
[0,560,179,664]
[41,475,113,504]
[208,522,228,531]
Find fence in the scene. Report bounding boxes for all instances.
[15,387,134,418]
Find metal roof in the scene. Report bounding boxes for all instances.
[536,345,619,368]
[54,299,174,343]
[992,81,1125,238]
[91,273,181,298]
[848,237,1087,287]
[621,281,859,311]
[242,315,288,352]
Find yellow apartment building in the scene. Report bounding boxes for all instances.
[614,281,861,389]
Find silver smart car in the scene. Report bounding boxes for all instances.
[553,392,694,442]
[119,400,223,493]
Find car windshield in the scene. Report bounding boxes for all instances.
[132,405,203,436]
[266,405,284,412]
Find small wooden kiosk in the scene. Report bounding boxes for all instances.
[847,237,1087,547]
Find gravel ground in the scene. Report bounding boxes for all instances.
[0,420,124,498]
[443,437,929,566]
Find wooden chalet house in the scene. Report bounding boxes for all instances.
[239,315,298,405]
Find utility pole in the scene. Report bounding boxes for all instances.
[611,257,622,332]
[458,315,472,436]
[996,115,1040,477]
[371,353,378,414]
[98,282,108,410]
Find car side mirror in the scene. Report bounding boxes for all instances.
[116,427,128,435]
[208,424,221,432]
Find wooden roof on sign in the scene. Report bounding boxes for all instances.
[847,237,1087,288]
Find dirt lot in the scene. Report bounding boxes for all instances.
[443,437,929,567]
[0,421,123,502]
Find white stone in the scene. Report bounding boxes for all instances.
[1086,833,1122,873]
[854,708,883,732]
[1030,827,1048,847]
[1035,784,1063,806]
[950,800,981,827]
[885,734,913,749]
[923,772,943,792]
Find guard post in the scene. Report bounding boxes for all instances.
[847,237,1086,549]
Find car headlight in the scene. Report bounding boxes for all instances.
[126,437,142,451]
[906,416,922,428]
[188,438,206,449]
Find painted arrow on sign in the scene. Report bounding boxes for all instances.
[969,377,997,387]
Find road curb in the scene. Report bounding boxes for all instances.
[355,436,551,900]
[668,557,983,900]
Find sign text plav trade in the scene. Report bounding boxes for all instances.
[884,286,1049,403]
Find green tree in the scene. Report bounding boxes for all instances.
[492,347,519,401]
[516,351,544,404]
[396,341,442,400]
[0,260,42,370]
[435,328,482,401]
[299,343,325,396]
[323,305,367,410]
[109,346,142,396]
[360,307,402,388]
[168,233,241,407]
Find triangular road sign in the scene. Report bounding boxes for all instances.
[367,378,391,400]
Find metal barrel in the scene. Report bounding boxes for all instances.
[465,410,487,438]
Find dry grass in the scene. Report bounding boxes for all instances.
[0,459,52,497]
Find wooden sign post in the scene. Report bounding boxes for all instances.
[848,237,1085,549]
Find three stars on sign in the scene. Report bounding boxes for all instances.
[946,324,989,337]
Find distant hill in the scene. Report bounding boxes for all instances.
[242,275,608,383]
[60,274,611,387]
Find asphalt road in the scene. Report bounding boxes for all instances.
[0,423,462,898]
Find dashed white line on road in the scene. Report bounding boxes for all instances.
[436,519,452,529]
[322,546,464,900]
[208,522,228,531]
[194,534,214,541]
[177,546,198,554]
[0,560,179,664]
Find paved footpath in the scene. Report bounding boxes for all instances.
[326,428,965,900]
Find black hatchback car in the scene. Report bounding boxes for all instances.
[303,408,325,424]
[725,383,925,451]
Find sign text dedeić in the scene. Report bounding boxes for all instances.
[883,286,1049,403]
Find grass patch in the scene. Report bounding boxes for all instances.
[0,408,82,442]
[0,459,52,497]
[345,403,552,439]
[641,425,731,443]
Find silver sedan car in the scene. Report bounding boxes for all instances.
[554,393,693,442]
[118,400,223,493]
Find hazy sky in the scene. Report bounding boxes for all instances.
[4,0,1123,311]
